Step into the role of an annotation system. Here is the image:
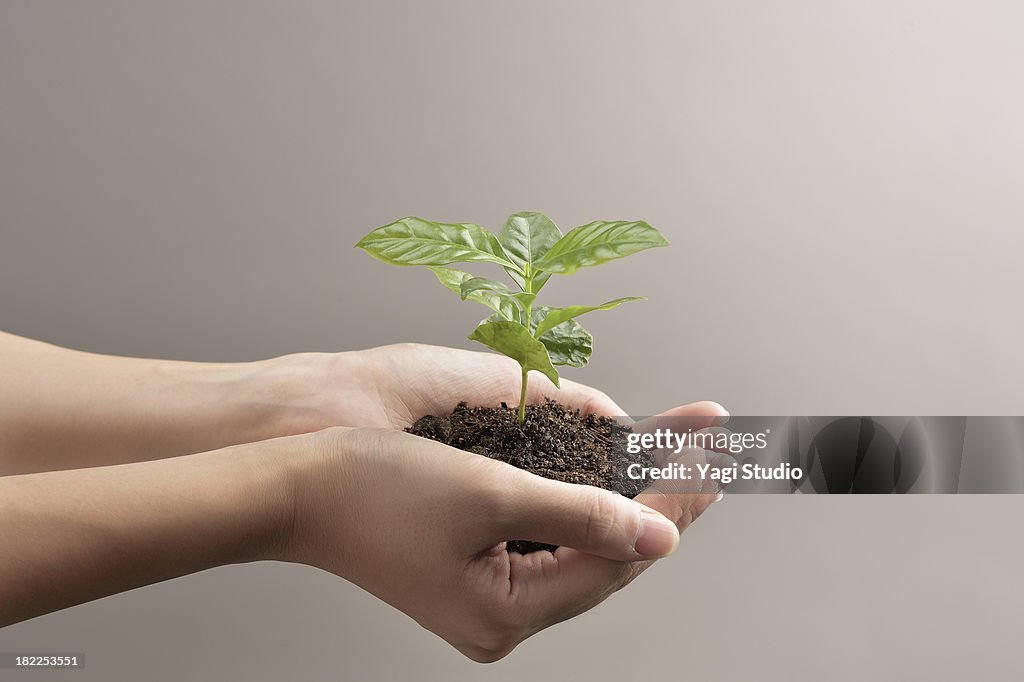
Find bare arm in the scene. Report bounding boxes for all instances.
[0,331,326,474]
[0,434,294,625]
[0,425,719,663]
[0,333,629,475]
[0,333,726,659]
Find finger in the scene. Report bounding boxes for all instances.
[633,401,730,433]
[633,447,734,532]
[509,547,633,630]
[648,427,735,466]
[494,471,679,561]
[488,401,729,557]
[630,402,731,522]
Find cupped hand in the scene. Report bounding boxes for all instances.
[286,343,629,430]
[277,400,728,663]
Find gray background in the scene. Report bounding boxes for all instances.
[1,1,1022,680]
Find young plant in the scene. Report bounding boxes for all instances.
[356,212,668,424]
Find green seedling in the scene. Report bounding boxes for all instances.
[356,212,668,424]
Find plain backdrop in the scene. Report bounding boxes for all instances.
[1,2,1022,680]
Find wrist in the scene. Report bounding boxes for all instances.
[211,350,364,442]
[259,426,358,567]
[230,431,320,564]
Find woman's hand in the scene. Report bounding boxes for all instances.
[278,342,631,431]
[0,333,728,651]
[279,417,726,663]
[0,335,713,473]
[0,413,725,652]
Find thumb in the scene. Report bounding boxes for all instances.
[495,473,680,561]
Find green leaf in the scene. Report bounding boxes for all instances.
[468,319,560,387]
[498,211,562,292]
[459,277,536,323]
[459,276,516,300]
[513,291,537,311]
[536,315,593,367]
[458,278,543,326]
[357,217,518,269]
[534,220,668,275]
[429,267,518,320]
[533,297,643,338]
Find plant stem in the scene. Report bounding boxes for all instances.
[518,269,534,426]
[518,364,529,425]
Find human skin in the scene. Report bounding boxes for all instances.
[0,334,641,473]
[0,332,727,661]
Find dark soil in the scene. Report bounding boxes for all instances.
[407,399,653,554]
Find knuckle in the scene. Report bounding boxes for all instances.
[687,490,720,524]
[676,504,698,533]
[581,489,621,548]
[584,388,616,415]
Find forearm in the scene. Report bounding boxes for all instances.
[0,332,338,474]
[0,433,302,627]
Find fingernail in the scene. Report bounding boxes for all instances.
[718,410,730,425]
[634,509,680,558]
[714,492,725,503]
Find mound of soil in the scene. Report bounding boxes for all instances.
[407,400,653,553]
